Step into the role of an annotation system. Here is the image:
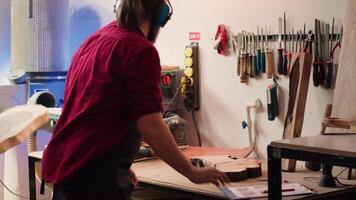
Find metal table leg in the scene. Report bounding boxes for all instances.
[29,156,37,200]
[268,145,282,200]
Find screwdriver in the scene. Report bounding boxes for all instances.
[237,33,243,77]
[287,31,293,73]
[312,19,322,87]
[247,33,253,77]
[253,33,259,77]
[317,20,325,86]
[277,17,284,75]
[282,13,288,75]
[260,28,266,73]
[251,33,257,77]
[265,28,275,79]
[256,26,262,75]
[240,31,248,83]
[324,18,335,89]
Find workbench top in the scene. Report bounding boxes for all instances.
[132,147,356,199]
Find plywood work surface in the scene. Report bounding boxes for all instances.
[132,159,356,199]
[133,158,267,199]
[182,146,253,158]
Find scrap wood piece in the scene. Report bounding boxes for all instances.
[0,105,49,153]
[282,52,312,172]
[190,155,262,182]
[331,0,356,135]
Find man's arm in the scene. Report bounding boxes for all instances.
[137,112,229,186]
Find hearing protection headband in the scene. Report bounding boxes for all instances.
[113,0,173,28]
[154,0,173,28]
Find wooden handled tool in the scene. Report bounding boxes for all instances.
[256,26,262,75]
[287,31,293,73]
[277,17,284,74]
[324,18,335,89]
[313,19,322,87]
[265,28,275,79]
[240,31,248,83]
[282,13,288,75]
[317,21,325,86]
[260,28,266,73]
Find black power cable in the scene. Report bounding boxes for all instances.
[191,110,202,146]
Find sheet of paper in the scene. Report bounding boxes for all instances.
[219,183,315,199]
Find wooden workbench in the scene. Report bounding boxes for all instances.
[268,135,356,200]
[132,146,356,199]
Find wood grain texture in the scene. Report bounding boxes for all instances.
[132,159,356,199]
[0,105,49,153]
[182,146,253,158]
[331,0,356,134]
[282,52,313,172]
[191,155,262,182]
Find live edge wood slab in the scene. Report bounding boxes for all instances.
[190,155,262,182]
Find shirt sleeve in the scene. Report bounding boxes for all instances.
[124,46,163,120]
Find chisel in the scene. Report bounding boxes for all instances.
[251,33,257,78]
[277,17,284,74]
[282,13,288,75]
[260,28,266,73]
[287,31,293,73]
[256,26,262,76]
[299,30,303,52]
[253,34,259,77]
[265,28,275,79]
[312,19,321,87]
[324,18,335,89]
[237,35,242,76]
[241,31,248,83]
[247,33,252,77]
[318,20,325,86]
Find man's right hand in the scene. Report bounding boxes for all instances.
[185,167,230,186]
[137,113,230,187]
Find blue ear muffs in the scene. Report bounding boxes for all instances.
[153,2,172,28]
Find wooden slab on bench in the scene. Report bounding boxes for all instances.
[191,155,262,182]
[0,105,49,153]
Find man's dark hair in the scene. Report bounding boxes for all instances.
[116,0,164,29]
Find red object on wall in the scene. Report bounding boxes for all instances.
[215,25,228,55]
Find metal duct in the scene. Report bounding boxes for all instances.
[11,0,69,72]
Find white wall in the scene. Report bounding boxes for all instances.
[155,0,347,158]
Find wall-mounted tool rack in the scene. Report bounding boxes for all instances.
[237,33,341,42]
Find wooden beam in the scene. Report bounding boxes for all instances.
[282,52,312,172]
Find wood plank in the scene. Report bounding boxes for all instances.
[282,52,313,172]
[0,105,49,153]
[331,0,356,134]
